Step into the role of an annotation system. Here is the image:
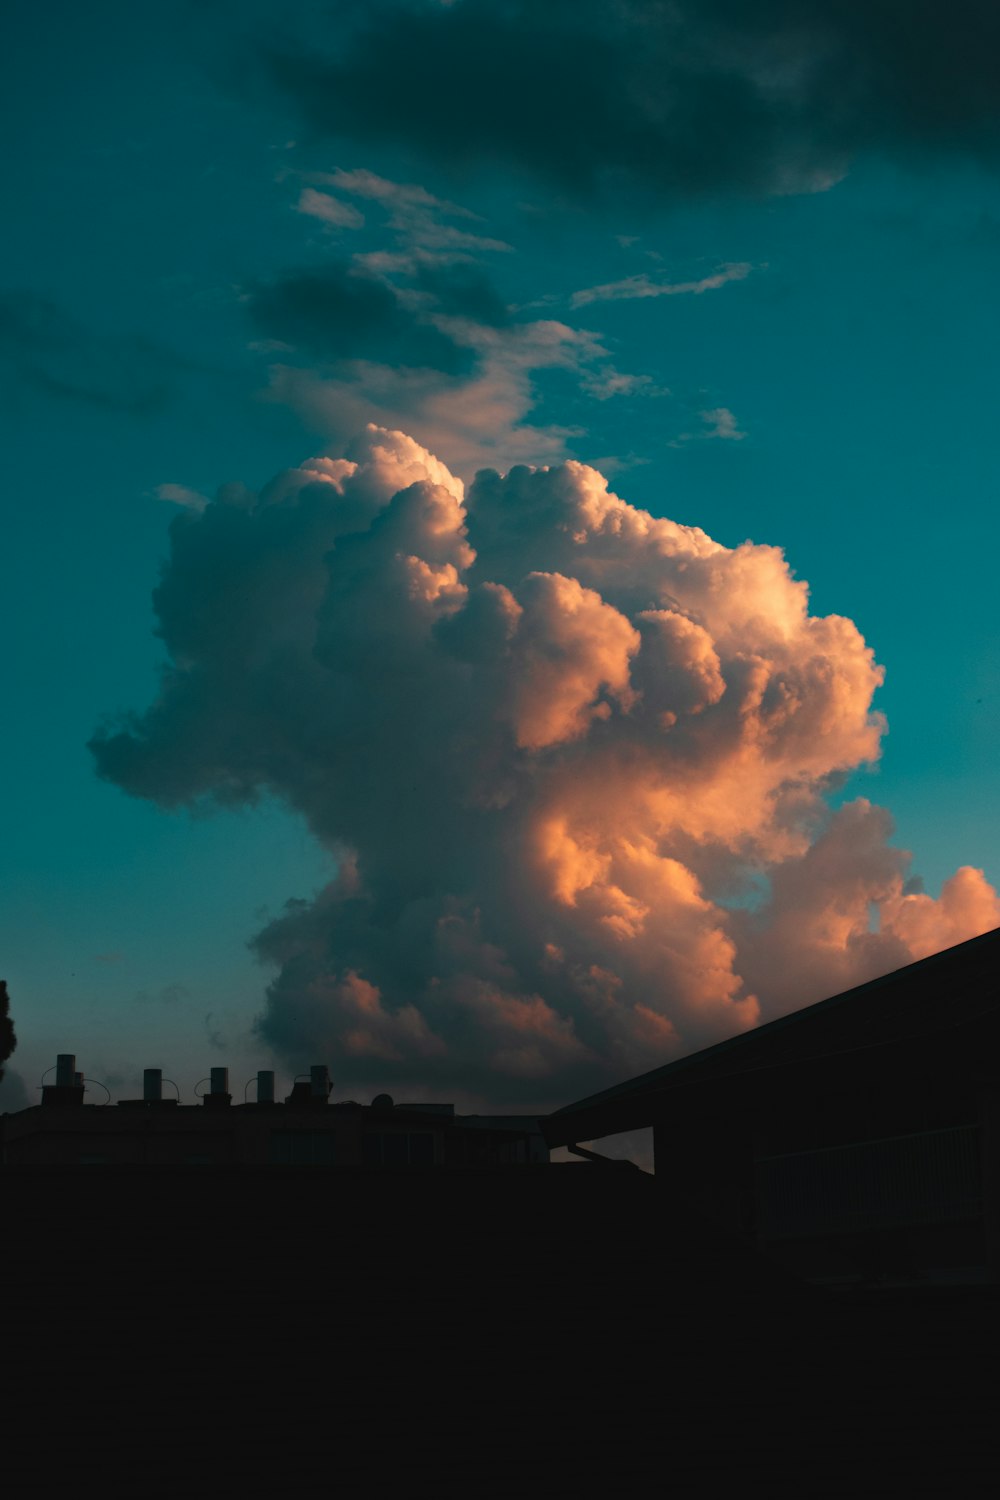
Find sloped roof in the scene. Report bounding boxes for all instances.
[543,925,1000,1146]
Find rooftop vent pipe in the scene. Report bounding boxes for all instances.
[143,1069,162,1103]
[310,1065,332,1100]
[201,1065,231,1108]
[41,1053,85,1107]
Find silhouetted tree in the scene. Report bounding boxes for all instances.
[0,980,16,1083]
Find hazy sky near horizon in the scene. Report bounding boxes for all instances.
[3,1,1000,1124]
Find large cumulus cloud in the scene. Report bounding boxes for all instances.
[261,1,1000,204]
[91,428,1000,1105]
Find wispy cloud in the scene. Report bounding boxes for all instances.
[259,170,654,474]
[296,187,365,230]
[579,368,666,401]
[571,263,753,309]
[154,482,211,510]
[671,407,747,445]
[699,407,746,441]
[266,335,586,476]
[306,166,513,263]
[312,168,480,221]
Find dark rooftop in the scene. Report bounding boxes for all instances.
[544,925,1000,1146]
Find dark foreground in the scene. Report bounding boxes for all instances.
[5,1165,998,1495]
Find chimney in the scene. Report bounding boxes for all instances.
[41,1053,85,1108]
[257,1070,275,1104]
[310,1065,332,1100]
[204,1066,231,1108]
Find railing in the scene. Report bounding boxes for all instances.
[755,1124,982,1240]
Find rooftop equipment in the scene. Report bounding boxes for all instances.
[284,1066,332,1107]
[203,1065,231,1108]
[40,1053,86,1107]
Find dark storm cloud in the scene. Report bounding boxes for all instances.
[262,0,1000,201]
[0,291,184,415]
[412,263,511,328]
[246,261,475,374]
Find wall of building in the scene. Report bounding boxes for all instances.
[0,1102,548,1170]
[653,1055,992,1284]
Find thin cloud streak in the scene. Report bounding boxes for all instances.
[154,483,211,511]
[571,263,753,308]
[296,187,365,229]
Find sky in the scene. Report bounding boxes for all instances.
[3,1,1000,1146]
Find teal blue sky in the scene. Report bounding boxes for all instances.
[3,1,1000,1112]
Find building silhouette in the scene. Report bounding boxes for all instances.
[0,1060,549,1168]
[5,927,1000,1286]
[5,939,1000,1491]
[544,926,1000,1285]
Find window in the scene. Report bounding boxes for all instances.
[383,1132,408,1167]
[755,1124,983,1240]
[362,1131,435,1166]
[269,1131,337,1166]
[409,1132,434,1166]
